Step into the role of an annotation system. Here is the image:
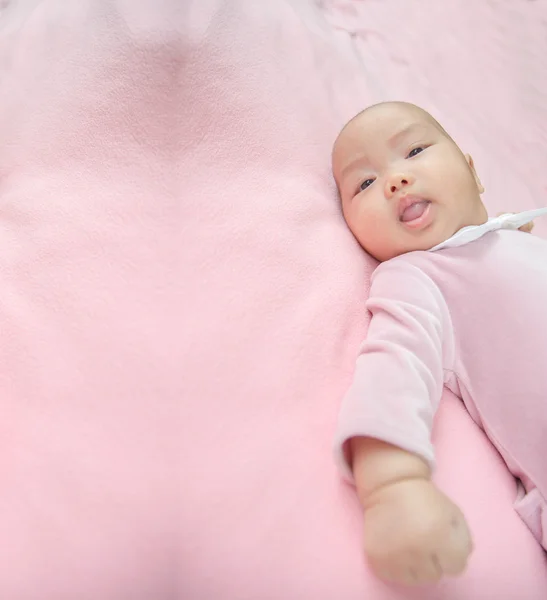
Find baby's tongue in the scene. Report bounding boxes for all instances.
[401,200,428,223]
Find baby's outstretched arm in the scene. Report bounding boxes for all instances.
[335,261,474,585]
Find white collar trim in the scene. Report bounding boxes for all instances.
[429,207,547,252]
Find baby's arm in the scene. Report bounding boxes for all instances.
[335,262,472,585]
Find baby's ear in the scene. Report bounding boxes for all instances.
[465,154,485,194]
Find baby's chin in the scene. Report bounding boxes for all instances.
[370,231,449,262]
[361,210,472,261]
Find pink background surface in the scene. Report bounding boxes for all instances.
[0,1,546,598]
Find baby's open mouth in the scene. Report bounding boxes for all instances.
[398,198,432,224]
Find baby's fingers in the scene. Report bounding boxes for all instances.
[436,516,473,576]
[496,212,534,233]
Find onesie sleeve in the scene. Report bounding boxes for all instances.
[333,259,455,482]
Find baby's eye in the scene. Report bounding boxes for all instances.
[407,147,425,158]
[359,178,375,192]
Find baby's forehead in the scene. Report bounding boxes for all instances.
[333,104,448,165]
[332,103,448,175]
[347,104,437,137]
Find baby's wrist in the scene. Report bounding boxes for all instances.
[350,437,431,504]
[362,474,433,508]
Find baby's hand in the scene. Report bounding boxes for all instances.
[497,212,534,233]
[362,478,473,586]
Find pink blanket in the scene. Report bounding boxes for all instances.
[1,0,546,598]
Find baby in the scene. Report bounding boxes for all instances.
[332,101,547,586]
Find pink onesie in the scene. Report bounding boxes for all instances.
[334,216,547,548]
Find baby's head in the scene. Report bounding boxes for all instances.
[332,101,487,261]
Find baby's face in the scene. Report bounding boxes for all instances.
[332,102,487,261]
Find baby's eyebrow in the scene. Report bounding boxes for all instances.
[338,156,371,180]
[388,123,428,147]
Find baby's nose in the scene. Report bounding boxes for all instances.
[386,174,414,196]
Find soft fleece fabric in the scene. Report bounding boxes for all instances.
[1,1,547,599]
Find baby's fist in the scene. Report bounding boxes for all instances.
[363,479,473,586]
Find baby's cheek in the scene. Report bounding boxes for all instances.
[365,217,393,255]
